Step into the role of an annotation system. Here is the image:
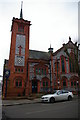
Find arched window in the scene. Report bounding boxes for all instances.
[69,59,75,73]
[16,80,18,87]
[69,51,75,73]
[36,68,38,74]
[70,76,79,88]
[69,59,72,72]
[19,80,22,87]
[18,25,24,33]
[42,81,48,87]
[42,78,49,88]
[71,81,73,86]
[55,59,60,77]
[42,68,43,75]
[43,81,45,87]
[46,81,48,87]
[61,57,65,73]
[74,81,76,86]
[14,78,23,88]
[39,68,41,74]
[63,80,66,86]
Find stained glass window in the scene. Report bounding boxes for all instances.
[16,81,18,87]
[43,81,45,87]
[61,57,65,72]
[19,81,22,87]
[39,68,41,74]
[74,81,76,86]
[42,68,43,75]
[36,68,38,74]
[71,81,73,86]
[69,59,72,72]
[63,80,66,86]
[46,81,48,87]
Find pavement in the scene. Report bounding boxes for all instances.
[2,98,41,106]
[2,95,79,106]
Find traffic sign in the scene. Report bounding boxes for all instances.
[5,69,10,79]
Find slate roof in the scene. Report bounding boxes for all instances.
[29,50,50,60]
[4,50,50,64]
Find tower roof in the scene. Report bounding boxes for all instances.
[20,1,23,19]
[48,44,53,53]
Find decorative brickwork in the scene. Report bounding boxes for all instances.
[2,7,80,99]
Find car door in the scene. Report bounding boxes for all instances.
[55,90,63,101]
[61,90,69,100]
[55,90,68,101]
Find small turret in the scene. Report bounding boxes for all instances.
[48,44,53,53]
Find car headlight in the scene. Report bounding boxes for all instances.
[43,97,48,99]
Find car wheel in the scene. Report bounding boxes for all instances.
[68,96,72,101]
[50,97,55,103]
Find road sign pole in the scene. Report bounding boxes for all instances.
[5,77,8,98]
[4,70,10,98]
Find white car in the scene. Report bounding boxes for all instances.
[41,90,74,103]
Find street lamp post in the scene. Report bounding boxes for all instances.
[58,81,60,89]
[77,81,79,96]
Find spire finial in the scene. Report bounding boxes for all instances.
[48,44,53,53]
[50,44,51,48]
[69,36,71,41]
[20,1,23,19]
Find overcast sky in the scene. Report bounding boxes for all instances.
[0,0,79,81]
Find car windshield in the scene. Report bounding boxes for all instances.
[52,90,58,94]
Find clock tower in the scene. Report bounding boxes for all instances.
[7,3,31,97]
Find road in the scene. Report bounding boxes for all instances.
[2,99,79,118]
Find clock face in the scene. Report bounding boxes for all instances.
[15,55,25,66]
[17,57,22,64]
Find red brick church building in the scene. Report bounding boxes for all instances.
[2,5,80,98]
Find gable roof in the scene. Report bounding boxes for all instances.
[29,50,50,60]
[53,39,78,56]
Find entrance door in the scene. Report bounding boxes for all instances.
[32,80,37,93]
